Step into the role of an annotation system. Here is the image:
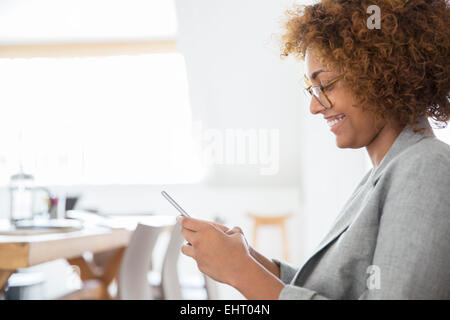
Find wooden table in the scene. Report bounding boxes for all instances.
[0,215,176,299]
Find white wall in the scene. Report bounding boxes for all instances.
[298,107,369,253]
[174,0,305,187]
[174,0,369,255]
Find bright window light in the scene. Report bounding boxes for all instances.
[432,123,450,146]
[0,54,204,185]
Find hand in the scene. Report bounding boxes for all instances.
[198,220,257,266]
[177,215,253,286]
[223,225,254,257]
[216,222,280,279]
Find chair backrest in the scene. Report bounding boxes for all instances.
[117,223,167,300]
[160,223,184,300]
[159,223,220,300]
[204,275,219,300]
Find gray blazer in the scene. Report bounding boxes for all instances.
[274,118,450,299]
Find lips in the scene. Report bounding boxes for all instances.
[326,114,346,128]
[324,113,345,121]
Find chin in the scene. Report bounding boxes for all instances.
[335,135,349,148]
[335,135,358,149]
[336,140,350,149]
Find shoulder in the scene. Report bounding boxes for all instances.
[405,136,450,162]
[376,136,450,212]
[375,137,450,235]
[384,136,450,184]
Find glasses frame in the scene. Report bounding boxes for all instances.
[304,74,344,109]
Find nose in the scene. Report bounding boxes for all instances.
[309,97,325,115]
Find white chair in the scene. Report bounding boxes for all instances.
[5,271,45,300]
[156,223,183,299]
[117,223,168,300]
[204,275,219,300]
[148,223,219,300]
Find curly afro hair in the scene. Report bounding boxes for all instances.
[281,0,450,133]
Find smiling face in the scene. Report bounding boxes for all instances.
[305,48,386,149]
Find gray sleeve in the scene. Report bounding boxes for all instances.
[271,258,331,300]
[359,153,450,299]
[271,258,297,284]
[277,285,330,300]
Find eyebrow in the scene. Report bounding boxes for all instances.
[307,69,329,81]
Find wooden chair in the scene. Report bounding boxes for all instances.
[247,212,292,262]
[60,249,126,300]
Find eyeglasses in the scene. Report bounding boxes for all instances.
[303,74,344,109]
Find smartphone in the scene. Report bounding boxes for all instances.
[161,191,191,217]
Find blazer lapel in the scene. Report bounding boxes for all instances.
[370,117,434,186]
[290,188,369,285]
[311,176,373,258]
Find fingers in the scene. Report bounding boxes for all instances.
[177,214,242,238]
[177,215,231,235]
[176,215,210,232]
[225,226,243,235]
[181,244,194,258]
[181,227,196,245]
[210,222,229,233]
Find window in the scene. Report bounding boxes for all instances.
[0,54,204,185]
[0,0,204,185]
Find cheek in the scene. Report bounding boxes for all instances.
[335,117,359,148]
[330,90,379,148]
[343,114,379,147]
[335,113,371,148]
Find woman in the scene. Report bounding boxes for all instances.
[177,0,450,299]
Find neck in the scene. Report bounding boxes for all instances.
[366,121,404,168]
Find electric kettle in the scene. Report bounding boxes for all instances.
[9,171,56,224]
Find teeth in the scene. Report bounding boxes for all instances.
[327,115,345,127]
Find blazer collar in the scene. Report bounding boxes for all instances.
[369,116,435,186]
